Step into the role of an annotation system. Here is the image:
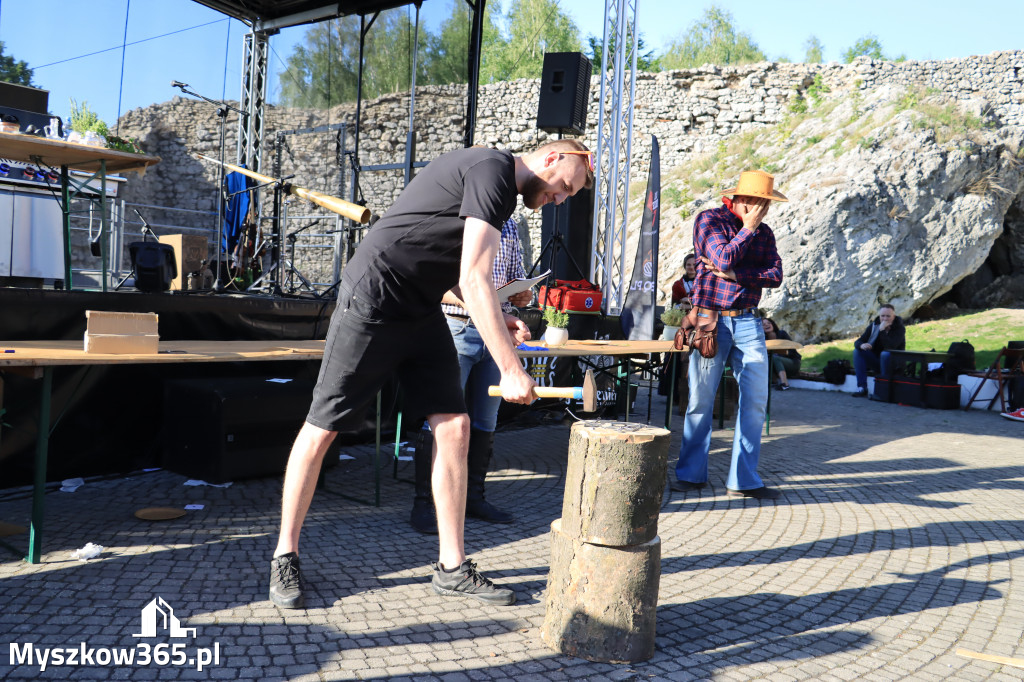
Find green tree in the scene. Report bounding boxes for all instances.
[278,8,433,108]
[841,34,905,63]
[426,0,504,85]
[483,0,582,82]
[804,36,824,64]
[587,29,659,72]
[659,5,766,69]
[0,41,34,86]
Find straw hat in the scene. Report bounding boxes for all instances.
[721,170,788,202]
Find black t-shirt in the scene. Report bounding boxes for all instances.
[341,147,517,318]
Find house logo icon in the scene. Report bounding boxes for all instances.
[132,597,197,638]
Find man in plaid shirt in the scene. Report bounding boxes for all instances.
[673,170,787,501]
[410,217,533,532]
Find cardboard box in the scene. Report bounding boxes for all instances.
[84,310,159,354]
[158,234,207,291]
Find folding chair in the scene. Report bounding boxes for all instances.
[963,343,1024,412]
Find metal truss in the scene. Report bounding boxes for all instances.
[590,0,639,314]
[238,30,269,174]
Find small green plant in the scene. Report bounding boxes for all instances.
[660,306,685,326]
[69,98,109,136]
[805,135,822,144]
[828,139,844,157]
[789,88,808,114]
[663,186,684,207]
[807,73,831,104]
[858,136,876,150]
[543,306,569,329]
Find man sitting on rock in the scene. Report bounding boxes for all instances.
[852,303,905,397]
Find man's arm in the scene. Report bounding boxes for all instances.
[460,217,535,403]
[444,287,531,344]
[697,211,756,272]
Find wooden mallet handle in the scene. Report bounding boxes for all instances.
[488,370,597,412]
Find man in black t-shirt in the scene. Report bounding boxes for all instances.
[269,140,594,609]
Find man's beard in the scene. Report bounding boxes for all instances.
[520,174,545,209]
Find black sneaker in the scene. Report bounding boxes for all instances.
[269,553,304,609]
[776,383,791,391]
[431,559,515,605]
[852,388,868,398]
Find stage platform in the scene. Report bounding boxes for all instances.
[0,288,339,487]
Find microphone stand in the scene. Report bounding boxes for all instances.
[172,81,248,292]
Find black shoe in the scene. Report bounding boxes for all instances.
[670,480,707,493]
[852,388,867,398]
[776,383,791,391]
[269,553,304,609]
[431,559,516,605]
[409,498,438,534]
[466,498,515,524]
[726,486,781,500]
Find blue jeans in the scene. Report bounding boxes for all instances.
[447,317,502,432]
[675,312,769,491]
[853,348,892,389]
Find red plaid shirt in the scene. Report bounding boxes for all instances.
[690,201,783,311]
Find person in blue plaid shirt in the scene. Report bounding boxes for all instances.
[410,217,533,533]
[672,170,787,501]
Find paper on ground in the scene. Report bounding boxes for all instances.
[183,479,233,488]
[71,542,104,560]
[60,478,85,493]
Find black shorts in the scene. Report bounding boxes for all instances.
[306,287,466,431]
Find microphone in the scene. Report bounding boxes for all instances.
[134,208,157,241]
[170,80,188,89]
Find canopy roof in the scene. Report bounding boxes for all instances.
[192,0,417,30]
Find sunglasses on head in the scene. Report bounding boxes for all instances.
[560,150,595,172]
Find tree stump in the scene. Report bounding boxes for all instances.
[541,519,661,663]
[542,420,671,663]
[560,420,670,546]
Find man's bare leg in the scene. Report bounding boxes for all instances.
[270,421,336,608]
[275,421,337,556]
[427,411,515,604]
[427,412,470,569]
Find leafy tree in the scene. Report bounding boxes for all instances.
[804,36,824,64]
[278,8,432,108]
[659,5,766,69]
[0,41,34,86]
[483,0,582,82]
[587,30,659,72]
[841,34,905,63]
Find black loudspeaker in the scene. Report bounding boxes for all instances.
[540,187,593,280]
[537,52,592,135]
[129,242,177,292]
[161,377,316,483]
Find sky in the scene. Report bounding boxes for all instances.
[1,0,1021,131]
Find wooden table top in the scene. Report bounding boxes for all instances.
[0,337,801,368]
[0,132,161,175]
[0,339,326,367]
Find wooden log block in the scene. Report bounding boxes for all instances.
[541,518,660,663]
[560,420,670,546]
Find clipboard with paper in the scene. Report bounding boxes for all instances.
[496,270,550,301]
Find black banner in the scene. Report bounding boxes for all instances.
[620,135,660,340]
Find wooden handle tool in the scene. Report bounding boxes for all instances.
[489,369,597,412]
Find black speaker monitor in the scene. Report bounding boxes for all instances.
[540,187,593,281]
[537,52,592,136]
[129,242,177,292]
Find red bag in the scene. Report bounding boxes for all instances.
[538,279,603,313]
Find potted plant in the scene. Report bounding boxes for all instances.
[68,99,108,146]
[660,306,685,340]
[542,306,570,347]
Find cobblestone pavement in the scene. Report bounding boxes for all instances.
[2,387,1024,681]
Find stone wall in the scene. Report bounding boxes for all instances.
[108,51,1024,304]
